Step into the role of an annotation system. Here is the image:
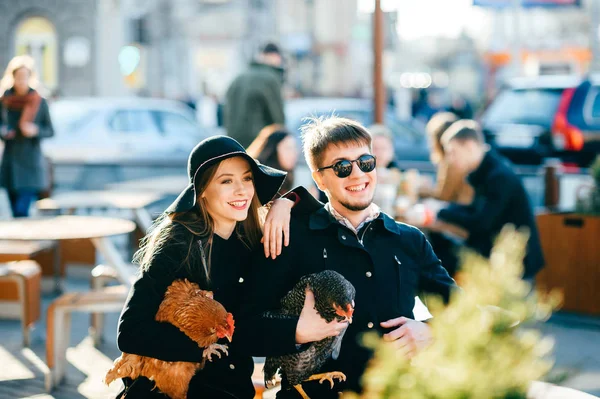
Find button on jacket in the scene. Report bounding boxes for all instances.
[240,201,456,398]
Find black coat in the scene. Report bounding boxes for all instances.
[239,191,456,398]
[0,89,54,192]
[437,151,544,278]
[224,62,285,148]
[116,223,255,399]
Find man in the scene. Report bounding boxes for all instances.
[436,120,544,279]
[241,117,456,398]
[224,43,285,148]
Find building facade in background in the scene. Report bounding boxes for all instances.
[0,0,595,105]
[0,0,98,96]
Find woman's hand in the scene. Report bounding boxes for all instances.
[295,289,348,344]
[21,122,39,137]
[262,198,294,259]
[0,127,15,140]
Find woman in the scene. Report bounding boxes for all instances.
[247,124,298,195]
[418,112,474,205]
[0,55,54,217]
[116,136,296,398]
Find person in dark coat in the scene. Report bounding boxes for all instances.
[239,117,457,398]
[224,43,285,148]
[0,55,54,217]
[436,120,544,279]
[115,136,298,399]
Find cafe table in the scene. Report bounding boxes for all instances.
[0,215,136,292]
[36,191,163,232]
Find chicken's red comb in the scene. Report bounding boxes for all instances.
[226,312,235,331]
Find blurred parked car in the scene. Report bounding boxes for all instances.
[45,97,209,163]
[552,75,600,166]
[285,97,430,164]
[481,75,583,165]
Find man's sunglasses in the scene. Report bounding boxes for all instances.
[317,154,377,178]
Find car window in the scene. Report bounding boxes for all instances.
[590,91,600,119]
[154,111,199,136]
[109,110,159,134]
[483,89,563,127]
[49,102,96,135]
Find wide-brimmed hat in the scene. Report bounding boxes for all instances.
[165,136,286,214]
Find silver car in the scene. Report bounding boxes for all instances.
[45,97,208,163]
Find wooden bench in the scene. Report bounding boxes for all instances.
[45,284,129,391]
[0,240,59,278]
[0,260,42,346]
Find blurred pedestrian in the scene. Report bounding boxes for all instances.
[436,120,544,280]
[0,55,54,217]
[224,43,285,148]
[419,112,474,205]
[369,124,401,191]
[447,94,473,120]
[411,89,438,123]
[247,124,298,195]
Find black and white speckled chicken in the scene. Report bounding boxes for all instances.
[263,270,356,399]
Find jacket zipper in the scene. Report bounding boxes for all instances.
[323,248,328,259]
[395,255,402,288]
[356,221,374,246]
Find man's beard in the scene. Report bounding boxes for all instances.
[339,196,374,212]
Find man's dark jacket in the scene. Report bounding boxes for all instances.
[437,150,544,278]
[224,62,285,148]
[239,188,456,398]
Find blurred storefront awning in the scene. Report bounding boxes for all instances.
[473,0,580,7]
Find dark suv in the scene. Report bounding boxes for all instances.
[481,75,582,165]
[553,75,600,166]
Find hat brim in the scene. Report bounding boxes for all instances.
[165,152,286,214]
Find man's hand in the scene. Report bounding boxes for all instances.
[262,198,293,259]
[296,289,348,344]
[381,317,432,359]
[20,122,39,138]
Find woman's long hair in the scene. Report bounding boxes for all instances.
[425,112,458,165]
[0,55,41,94]
[247,124,294,193]
[134,160,263,281]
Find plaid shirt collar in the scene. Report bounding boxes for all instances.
[325,202,381,235]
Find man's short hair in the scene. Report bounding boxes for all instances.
[440,119,484,147]
[301,116,372,171]
[262,42,281,55]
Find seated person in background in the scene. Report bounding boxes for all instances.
[418,112,474,205]
[369,124,402,186]
[247,124,299,195]
[436,120,545,280]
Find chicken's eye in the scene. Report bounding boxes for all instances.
[209,328,216,334]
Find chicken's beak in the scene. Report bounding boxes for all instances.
[226,333,233,342]
[347,316,353,324]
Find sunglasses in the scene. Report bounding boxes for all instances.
[317,154,377,178]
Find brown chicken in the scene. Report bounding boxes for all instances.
[105,279,235,399]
